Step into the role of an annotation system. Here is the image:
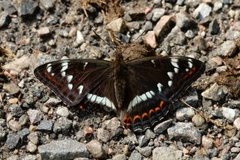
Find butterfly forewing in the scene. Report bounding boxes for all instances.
[34,59,113,106]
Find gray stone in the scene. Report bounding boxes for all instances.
[8,119,21,131]
[5,133,20,149]
[152,147,182,160]
[27,132,39,145]
[213,1,223,11]
[145,129,156,139]
[129,150,142,160]
[37,27,51,36]
[37,120,53,131]
[0,11,10,28]
[222,107,238,122]
[27,109,43,124]
[126,22,141,30]
[167,122,201,144]
[153,119,173,134]
[97,128,110,143]
[17,0,38,16]
[0,126,6,141]
[212,40,238,57]
[192,114,205,127]
[76,31,85,45]
[176,12,196,30]
[39,139,89,160]
[3,82,20,95]
[202,136,213,149]
[136,146,153,157]
[193,3,212,20]
[40,0,56,10]
[176,107,195,121]
[152,8,165,22]
[8,104,24,117]
[112,154,127,160]
[86,140,105,159]
[185,30,195,39]
[21,155,38,160]
[53,117,72,133]
[27,141,37,153]
[201,83,228,101]
[143,21,153,31]
[17,128,30,140]
[0,1,17,15]
[138,135,150,147]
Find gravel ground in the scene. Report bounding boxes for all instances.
[1,0,240,159]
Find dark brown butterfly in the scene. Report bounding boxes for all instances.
[34,50,205,133]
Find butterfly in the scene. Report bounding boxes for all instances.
[34,51,205,133]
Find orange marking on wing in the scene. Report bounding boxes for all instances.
[123,116,132,126]
[142,112,148,120]
[155,106,161,112]
[133,115,141,123]
[149,109,155,116]
[159,101,164,108]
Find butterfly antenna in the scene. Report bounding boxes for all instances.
[92,29,116,51]
[179,98,199,112]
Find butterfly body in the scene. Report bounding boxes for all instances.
[35,51,205,133]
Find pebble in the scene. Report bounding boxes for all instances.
[222,107,237,122]
[212,40,238,57]
[202,136,213,149]
[56,106,69,117]
[97,128,110,143]
[53,117,72,133]
[126,22,141,30]
[145,129,156,139]
[176,107,195,121]
[107,18,126,32]
[19,114,29,126]
[201,83,228,101]
[213,1,223,11]
[153,15,175,38]
[152,146,182,160]
[129,150,142,160]
[0,126,6,141]
[8,104,24,117]
[192,114,205,127]
[38,139,89,159]
[27,132,39,145]
[209,19,220,35]
[144,31,157,48]
[136,146,153,157]
[17,128,30,139]
[76,30,85,45]
[176,12,196,31]
[39,0,56,10]
[37,120,53,131]
[3,82,20,95]
[185,30,195,39]
[167,122,201,144]
[37,27,50,36]
[112,154,127,160]
[143,21,153,31]
[5,133,20,149]
[152,8,165,22]
[233,118,240,130]
[27,109,43,124]
[8,119,22,131]
[17,0,38,16]
[193,3,212,20]
[26,141,37,153]
[138,135,150,147]
[153,119,173,135]
[0,11,10,28]
[86,140,105,159]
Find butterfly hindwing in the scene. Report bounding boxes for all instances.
[122,56,205,132]
[34,59,113,106]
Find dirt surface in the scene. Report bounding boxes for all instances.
[0,0,240,159]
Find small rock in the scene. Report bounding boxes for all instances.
[76,30,85,45]
[176,12,196,31]
[209,19,220,35]
[3,82,20,95]
[153,119,173,134]
[19,114,29,126]
[97,128,110,143]
[27,132,39,145]
[39,0,56,10]
[192,114,205,127]
[167,122,201,144]
[222,107,237,122]
[26,141,37,153]
[17,0,38,16]
[53,117,72,133]
[8,119,22,131]
[37,120,53,131]
[0,11,10,28]
[193,3,212,20]
[233,118,240,130]
[44,97,62,106]
[56,106,69,117]
[27,109,43,124]
[129,150,142,160]
[213,1,223,11]
[37,27,50,36]
[138,135,150,147]
[21,155,38,160]
[153,15,175,38]
[226,22,240,40]
[126,22,141,30]
[201,83,228,101]
[143,21,153,31]
[153,146,182,160]
[103,117,122,137]
[5,133,20,149]
[214,40,238,57]
[112,154,127,160]
[17,128,30,139]
[6,155,18,160]
[145,129,156,139]
[83,126,94,140]
[185,30,195,39]
[0,126,6,141]
[144,31,157,48]
[152,8,165,22]
[202,136,213,149]
[86,140,105,159]
[8,104,24,117]
[107,18,126,32]
[136,146,153,157]
[39,139,89,159]
[176,107,195,121]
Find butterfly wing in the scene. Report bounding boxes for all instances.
[122,56,205,132]
[34,59,116,109]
